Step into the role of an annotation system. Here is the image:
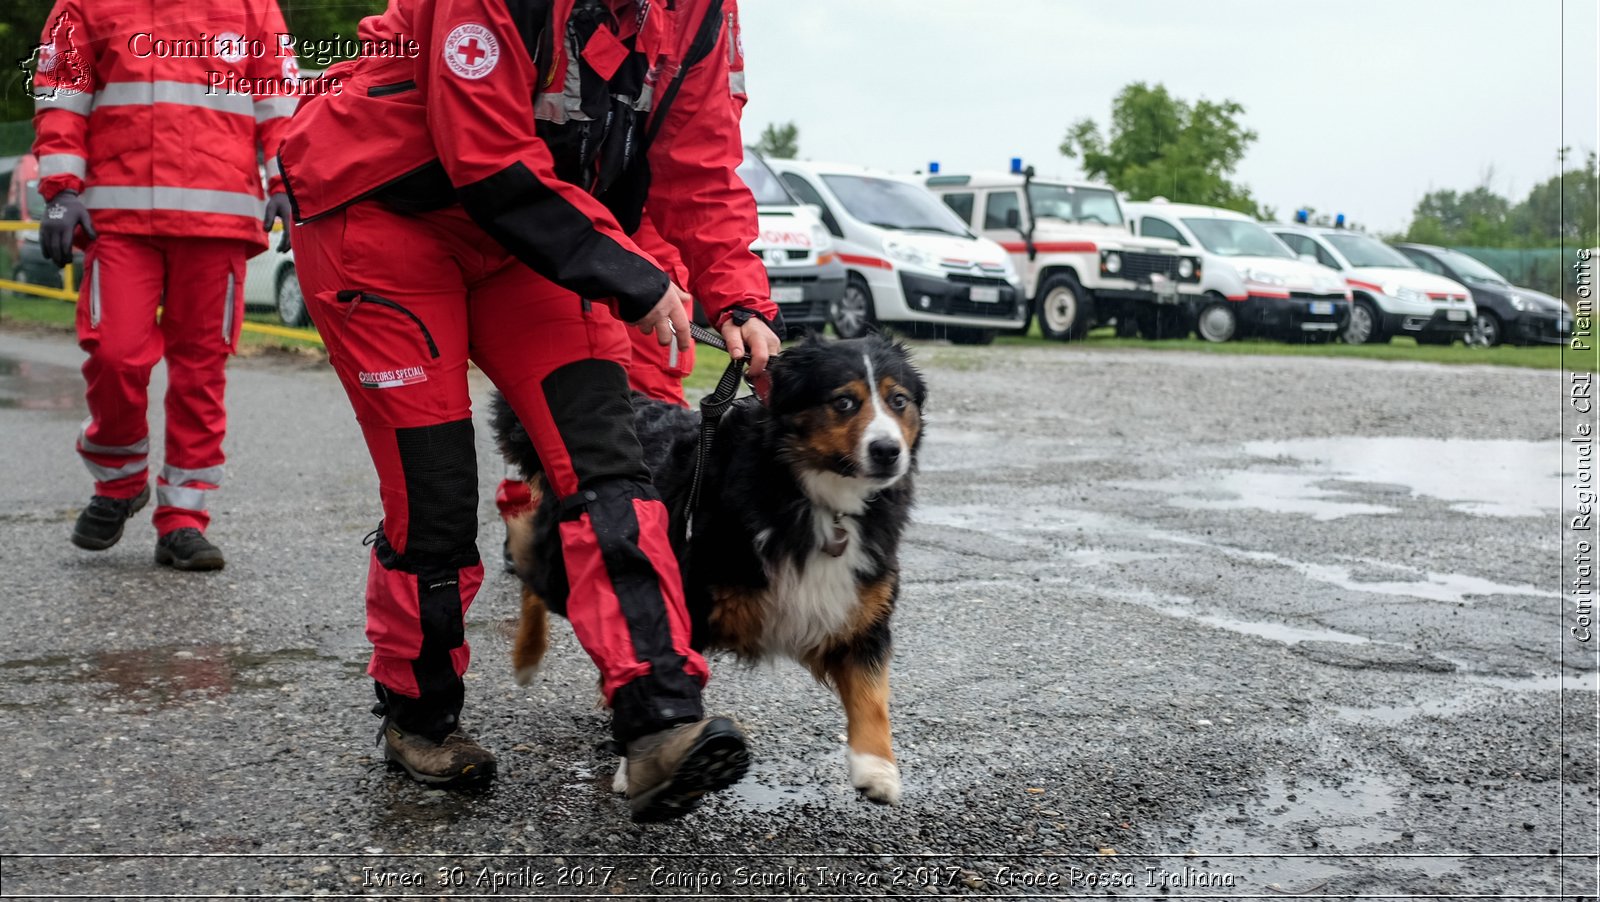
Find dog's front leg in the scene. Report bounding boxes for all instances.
[828,657,901,804]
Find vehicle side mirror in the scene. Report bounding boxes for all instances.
[1299,253,1317,265]
[806,203,824,219]
[1005,208,1020,230]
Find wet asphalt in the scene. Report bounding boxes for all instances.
[0,327,1593,899]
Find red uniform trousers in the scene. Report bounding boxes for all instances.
[293,201,708,743]
[74,234,248,534]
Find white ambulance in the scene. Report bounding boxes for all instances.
[766,159,1026,345]
[924,167,1203,340]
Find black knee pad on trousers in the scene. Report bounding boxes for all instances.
[394,418,478,558]
[541,359,650,488]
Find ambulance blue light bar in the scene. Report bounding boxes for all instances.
[1010,157,1023,174]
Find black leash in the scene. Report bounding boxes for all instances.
[684,323,747,539]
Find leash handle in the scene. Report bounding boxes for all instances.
[684,343,747,539]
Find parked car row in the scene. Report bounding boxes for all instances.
[4,146,1574,349]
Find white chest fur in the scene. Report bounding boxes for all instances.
[758,511,869,658]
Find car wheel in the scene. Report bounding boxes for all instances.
[1474,311,1503,347]
[945,327,997,346]
[1343,300,1384,344]
[275,264,310,328]
[1195,300,1237,343]
[1036,273,1093,341]
[832,276,873,339]
[1137,306,1189,340]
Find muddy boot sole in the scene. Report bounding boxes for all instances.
[628,719,750,823]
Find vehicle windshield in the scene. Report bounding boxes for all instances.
[1028,183,1124,226]
[1438,248,1509,285]
[1180,218,1293,258]
[737,149,795,206]
[1324,233,1416,269]
[821,174,971,236]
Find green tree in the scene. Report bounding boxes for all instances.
[1404,184,1513,246]
[1061,82,1260,215]
[755,121,799,159]
[1510,151,1598,244]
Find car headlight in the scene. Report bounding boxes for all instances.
[1103,251,1123,274]
[810,223,832,253]
[1507,294,1528,311]
[1178,258,1195,279]
[1394,285,1427,302]
[1240,267,1287,287]
[883,239,937,269]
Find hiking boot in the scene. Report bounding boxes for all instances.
[154,528,225,571]
[379,719,497,789]
[71,486,150,550]
[624,717,750,822]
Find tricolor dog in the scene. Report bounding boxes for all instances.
[492,333,925,805]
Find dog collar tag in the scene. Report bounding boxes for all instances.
[823,519,848,557]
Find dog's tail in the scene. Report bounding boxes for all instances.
[489,391,543,479]
[505,490,551,685]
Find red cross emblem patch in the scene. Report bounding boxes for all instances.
[443,23,499,80]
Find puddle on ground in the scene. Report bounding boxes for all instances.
[1161,606,1373,646]
[1118,472,1399,521]
[1244,437,1556,518]
[1333,697,1474,723]
[0,356,84,412]
[1161,772,1425,888]
[0,645,349,709]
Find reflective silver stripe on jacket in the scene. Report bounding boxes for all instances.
[728,70,745,97]
[34,88,93,116]
[38,153,87,179]
[88,258,102,328]
[83,186,263,218]
[84,458,147,483]
[163,464,226,487]
[156,484,207,511]
[93,80,254,116]
[253,96,297,122]
[222,271,236,343]
[264,157,281,178]
[78,419,150,457]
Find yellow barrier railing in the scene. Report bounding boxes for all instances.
[0,220,324,346]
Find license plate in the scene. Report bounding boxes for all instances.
[770,286,804,303]
[1308,301,1334,315]
[969,286,1001,303]
[1447,309,1468,322]
[1149,273,1177,303]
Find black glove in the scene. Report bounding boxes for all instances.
[41,190,95,267]
[262,192,292,252]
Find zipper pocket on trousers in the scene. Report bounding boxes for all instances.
[222,270,236,344]
[88,258,102,328]
[334,290,441,359]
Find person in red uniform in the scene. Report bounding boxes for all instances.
[32,0,297,570]
[277,0,780,818]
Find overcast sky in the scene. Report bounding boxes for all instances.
[740,0,1599,233]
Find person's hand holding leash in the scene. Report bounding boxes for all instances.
[41,191,95,267]
[720,308,781,386]
[632,282,694,353]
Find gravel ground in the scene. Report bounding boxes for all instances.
[0,329,1592,898]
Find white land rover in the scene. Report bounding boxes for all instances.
[924,167,1203,340]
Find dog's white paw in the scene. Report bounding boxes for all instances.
[512,664,540,687]
[611,757,629,795]
[847,751,901,805]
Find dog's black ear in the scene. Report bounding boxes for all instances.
[765,339,828,414]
